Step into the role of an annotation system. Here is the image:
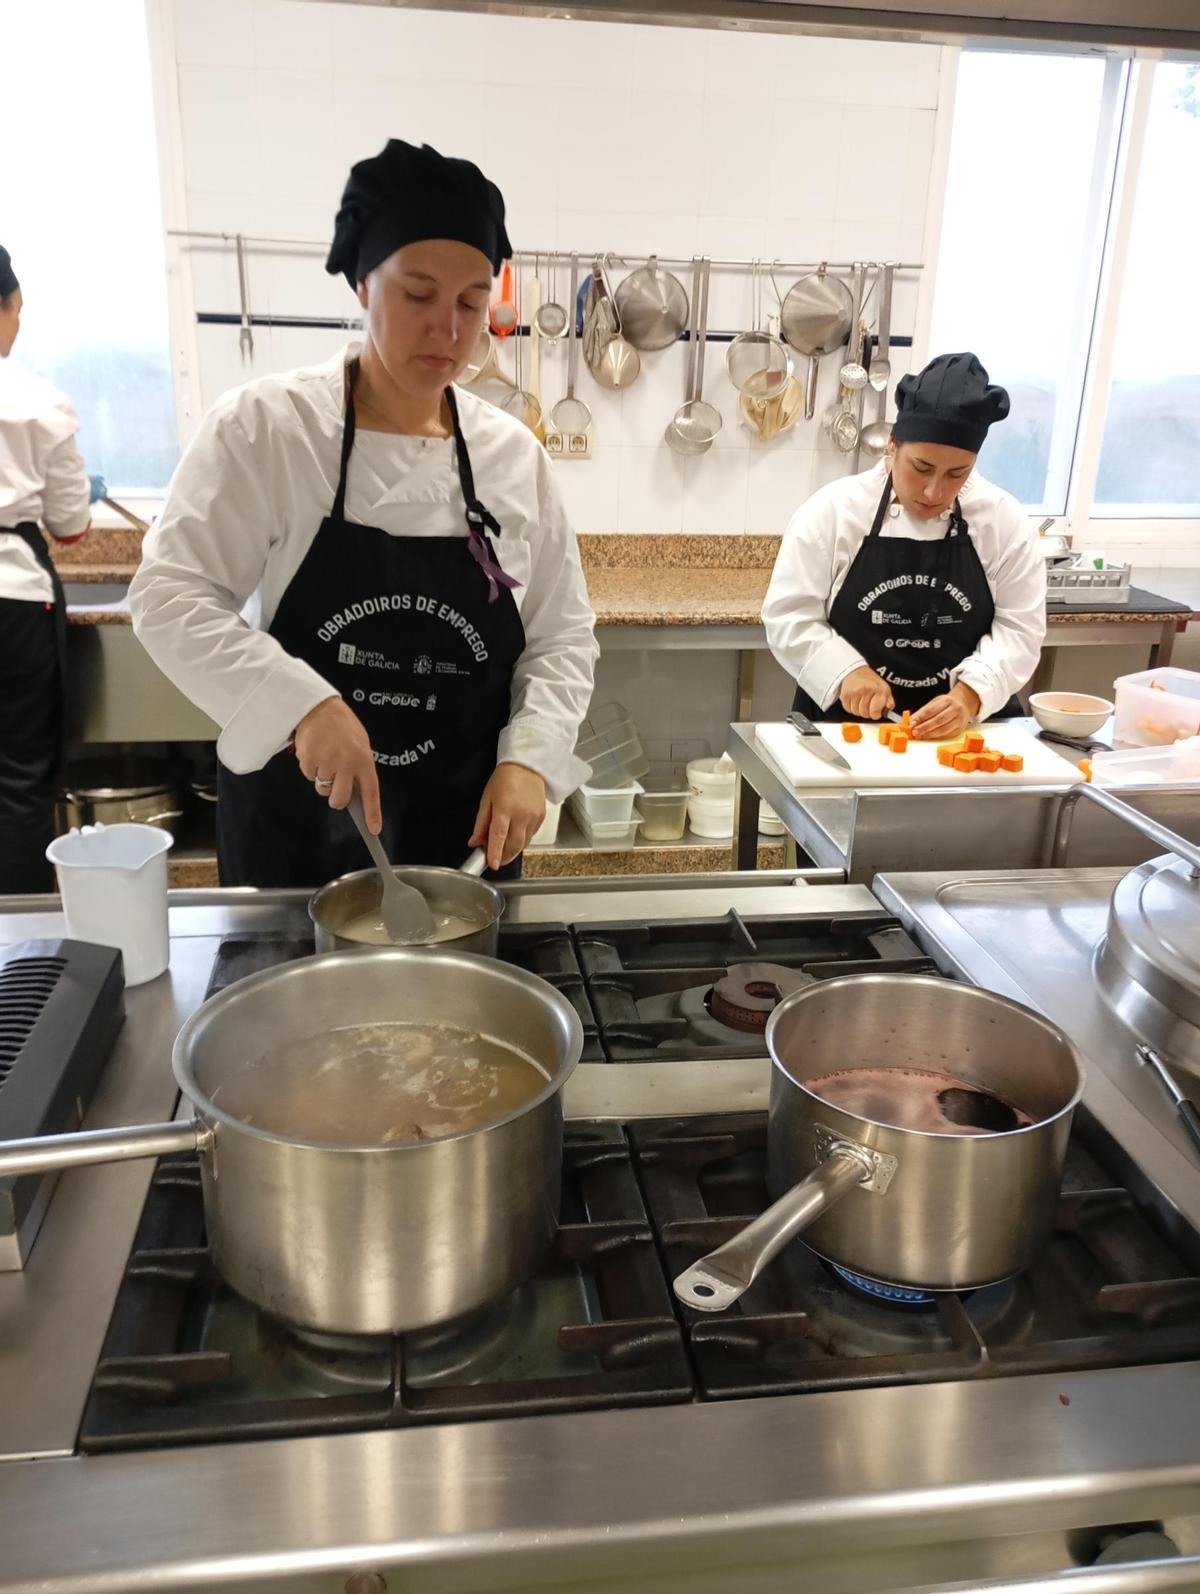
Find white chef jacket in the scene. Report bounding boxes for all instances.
[762,461,1047,720]
[128,346,599,801]
[0,360,91,602]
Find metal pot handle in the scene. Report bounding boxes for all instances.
[0,1119,209,1179]
[673,1139,878,1313]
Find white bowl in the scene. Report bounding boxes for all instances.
[1029,692,1114,737]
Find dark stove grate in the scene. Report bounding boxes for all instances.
[632,1114,1200,1400]
[79,1126,694,1453]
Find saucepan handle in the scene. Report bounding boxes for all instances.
[460,849,488,877]
[673,1140,877,1313]
[0,1119,210,1179]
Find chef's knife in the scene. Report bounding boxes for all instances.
[1037,728,1105,755]
[787,711,852,771]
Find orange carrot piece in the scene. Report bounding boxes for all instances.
[842,723,863,743]
[1000,753,1023,773]
[901,709,912,729]
[879,724,894,746]
[937,746,957,768]
[953,753,978,773]
[977,752,1002,774]
[964,732,985,754]
[891,732,909,753]
[1150,680,1168,691]
[1078,758,1093,782]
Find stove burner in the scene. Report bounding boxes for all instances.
[709,963,810,1033]
[828,1264,936,1308]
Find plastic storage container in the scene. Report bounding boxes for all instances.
[687,792,735,838]
[1114,667,1200,748]
[567,801,642,851]
[636,774,690,841]
[576,703,650,786]
[1091,737,1200,787]
[529,800,562,847]
[571,779,643,824]
[687,755,738,796]
[758,801,786,836]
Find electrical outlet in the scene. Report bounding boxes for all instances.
[544,428,591,460]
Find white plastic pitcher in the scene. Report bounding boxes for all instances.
[45,823,173,986]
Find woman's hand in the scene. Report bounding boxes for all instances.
[470,763,547,871]
[293,696,383,831]
[839,666,895,721]
[910,682,981,741]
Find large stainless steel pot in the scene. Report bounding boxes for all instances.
[309,864,504,956]
[675,973,1083,1311]
[0,948,584,1334]
[56,756,184,838]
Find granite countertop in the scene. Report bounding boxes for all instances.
[55,534,1200,629]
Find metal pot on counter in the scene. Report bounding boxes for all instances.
[309,862,505,956]
[0,948,584,1334]
[675,973,1084,1311]
[56,756,184,838]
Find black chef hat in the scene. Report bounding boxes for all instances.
[0,247,18,301]
[325,140,511,289]
[892,352,1009,454]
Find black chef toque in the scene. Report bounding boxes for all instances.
[892,352,1010,453]
[325,141,511,289]
[0,247,19,300]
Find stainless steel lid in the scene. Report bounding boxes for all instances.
[60,757,179,802]
[1097,852,1200,1068]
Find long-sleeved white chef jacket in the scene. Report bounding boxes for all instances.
[762,460,1047,720]
[128,347,599,801]
[0,360,91,602]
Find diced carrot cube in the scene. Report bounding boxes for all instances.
[977,753,1002,773]
[1000,753,1024,773]
[901,710,912,729]
[842,722,863,743]
[1078,758,1092,783]
[964,732,985,753]
[891,733,909,753]
[879,725,894,746]
[953,753,978,772]
[937,746,957,768]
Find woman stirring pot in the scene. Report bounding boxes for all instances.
[130,142,597,885]
[763,353,1046,741]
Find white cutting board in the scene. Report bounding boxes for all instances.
[755,720,1080,789]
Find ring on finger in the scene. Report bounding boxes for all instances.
[314,776,334,792]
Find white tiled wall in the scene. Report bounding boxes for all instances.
[167,0,943,534]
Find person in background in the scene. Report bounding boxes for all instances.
[0,245,103,893]
[763,352,1046,740]
[129,141,597,887]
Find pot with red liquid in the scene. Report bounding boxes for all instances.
[674,973,1083,1311]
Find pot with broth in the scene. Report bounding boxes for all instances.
[309,863,504,955]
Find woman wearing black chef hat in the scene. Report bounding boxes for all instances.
[763,352,1046,742]
[130,142,598,887]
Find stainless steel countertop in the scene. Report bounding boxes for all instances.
[3,879,1200,1592]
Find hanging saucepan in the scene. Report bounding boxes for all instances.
[584,258,641,390]
[0,948,584,1336]
[673,972,1083,1311]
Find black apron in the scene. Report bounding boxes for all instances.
[217,364,526,888]
[792,478,1023,721]
[0,523,68,893]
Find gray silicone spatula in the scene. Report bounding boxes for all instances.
[346,793,436,944]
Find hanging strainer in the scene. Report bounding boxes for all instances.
[726,261,792,402]
[665,258,722,455]
[549,253,592,435]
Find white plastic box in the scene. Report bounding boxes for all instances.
[568,802,642,851]
[1113,667,1200,748]
[572,779,643,824]
[1091,737,1200,787]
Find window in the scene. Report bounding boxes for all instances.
[1,0,177,494]
[929,50,1125,513]
[1094,62,1200,517]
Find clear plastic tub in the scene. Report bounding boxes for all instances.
[568,805,642,851]
[571,779,643,824]
[687,792,735,838]
[1113,667,1200,748]
[577,702,650,785]
[636,775,690,841]
[1091,737,1200,787]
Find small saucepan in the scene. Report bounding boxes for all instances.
[309,861,504,955]
[674,973,1083,1311]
